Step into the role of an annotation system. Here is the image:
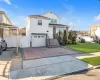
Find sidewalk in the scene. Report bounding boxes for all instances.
[0,48,14,80]
[76,52,100,59]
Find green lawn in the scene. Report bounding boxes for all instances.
[82,56,100,66]
[65,43,100,53]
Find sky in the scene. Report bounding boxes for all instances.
[0,0,100,31]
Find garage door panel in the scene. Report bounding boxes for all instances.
[32,35,46,47]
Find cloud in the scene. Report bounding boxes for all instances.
[0,0,11,5]
[94,14,100,21]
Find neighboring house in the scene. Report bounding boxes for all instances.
[19,28,26,36]
[0,11,12,37]
[77,31,89,37]
[90,24,100,37]
[26,12,69,47]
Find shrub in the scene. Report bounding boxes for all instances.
[63,30,67,44]
[58,31,62,43]
[80,38,85,43]
[67,39,72,44]
[72,36,77,44]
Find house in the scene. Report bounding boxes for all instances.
[0,11,12,37]
[26,12,69,47]
[19,28,26,36]
[90,24,100,37]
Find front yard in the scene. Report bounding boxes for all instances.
[82,56,100,66]
[65,43,100,53]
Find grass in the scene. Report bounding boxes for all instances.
[65,43,100,53]
[82,56,100,66]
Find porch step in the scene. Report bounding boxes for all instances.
[47,39,60,48]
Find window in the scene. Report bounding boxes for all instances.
[50,19,57,24]
[38,36,40,38]
[34,36,37,38]
[38,20,42,25]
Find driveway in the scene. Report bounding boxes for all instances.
[23,47,78,60]
[0,48,14,80]
[10,47,93,80]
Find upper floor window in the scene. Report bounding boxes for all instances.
[38,20,42,25]
[50,19,57,24]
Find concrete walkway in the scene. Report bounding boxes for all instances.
[0,48,14,80]
[76,52,100,59]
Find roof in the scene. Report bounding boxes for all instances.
[28,15,50,20]
[49,24,69,28]
[0,11,12,24]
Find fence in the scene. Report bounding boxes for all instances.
[3,36,30,48]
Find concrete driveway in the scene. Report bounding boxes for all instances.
[10,47,93,80]
[0,48,14,80]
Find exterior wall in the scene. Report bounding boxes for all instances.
[0,14,3,23]
[29,18,50,34]
[2,14,11,24]
[90,24,100,37]
[43,12,60,24]
[48,27,53,38]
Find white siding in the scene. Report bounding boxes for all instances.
[30,18,50,34]
[43,12,60,24]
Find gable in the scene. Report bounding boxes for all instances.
[43,12,60,24]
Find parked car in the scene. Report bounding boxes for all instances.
[1,40,7,51]
[0,37,7,51]
[0,42,2,55]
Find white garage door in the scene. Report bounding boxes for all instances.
[32,35,46,47]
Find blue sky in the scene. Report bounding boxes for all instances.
[0,0,100,31]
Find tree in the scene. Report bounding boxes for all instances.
[63,30,67,44]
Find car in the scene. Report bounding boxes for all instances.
[1,39,7,51]
[0,42,2,55]
[0,37,7,51]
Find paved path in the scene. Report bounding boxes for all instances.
[56,68,100,80]
[0,48,14,80]
[76,52,100,59]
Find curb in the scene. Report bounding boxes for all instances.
[45,66,93,80]
[93,65,100,69]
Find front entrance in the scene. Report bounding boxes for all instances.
[32,34,46,47]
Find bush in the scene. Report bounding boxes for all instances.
[80,38,85,43]
[67,39,72,44]
[63,30,67,44]
[72,36,77,44]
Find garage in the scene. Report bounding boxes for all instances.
[32,34,46,47]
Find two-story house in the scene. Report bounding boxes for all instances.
[26,12,69,47]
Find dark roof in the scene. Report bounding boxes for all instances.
[28,15,50,20]
[49,24,69,27]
